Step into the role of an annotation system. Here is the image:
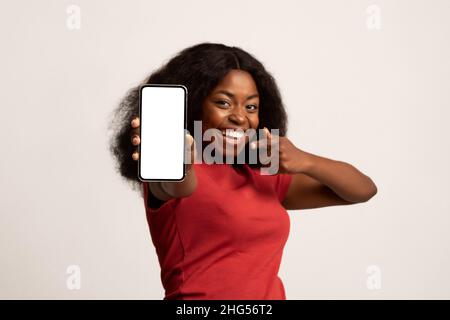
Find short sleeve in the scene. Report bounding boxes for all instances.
[274,173,293,202]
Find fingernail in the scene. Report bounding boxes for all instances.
[251,142,256,149]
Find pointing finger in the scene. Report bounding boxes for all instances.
[264,127,272,139]
[250,139,280,150]
[250,139,267,150]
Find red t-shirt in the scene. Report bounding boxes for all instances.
[142,162,293,300]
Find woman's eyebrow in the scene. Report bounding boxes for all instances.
[215,90,259,101]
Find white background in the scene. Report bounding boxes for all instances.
[0,0,449,299]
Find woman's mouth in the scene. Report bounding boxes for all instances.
[220,129,247,147]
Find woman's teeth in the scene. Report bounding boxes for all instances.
[223,131,244,139]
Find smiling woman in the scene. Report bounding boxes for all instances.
[107,42,377,300]
[201,70,261,160]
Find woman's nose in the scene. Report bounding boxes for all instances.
[229,112,246,124]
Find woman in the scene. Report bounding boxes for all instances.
[108,42,377,300]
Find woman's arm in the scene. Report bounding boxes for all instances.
[151,166,197,200]
[253,127,377,210]
[282,150,377,210]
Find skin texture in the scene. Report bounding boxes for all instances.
[131,70,377,210]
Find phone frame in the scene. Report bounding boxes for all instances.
[138,84,188,182]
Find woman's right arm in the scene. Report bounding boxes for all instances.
[131,117,197,201]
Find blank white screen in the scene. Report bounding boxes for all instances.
[140,86,185,180]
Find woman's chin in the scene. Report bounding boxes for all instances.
[218,135,247,157]
[219,144,248,160]
[203,134,249,163]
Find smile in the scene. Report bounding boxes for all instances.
[215,130,247,147]
[222,130,244,139]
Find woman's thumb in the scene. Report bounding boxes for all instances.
[185,133,197,164]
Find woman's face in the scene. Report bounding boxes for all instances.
[201,69,260,159]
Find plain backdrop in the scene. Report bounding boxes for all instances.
[1,0,449,299]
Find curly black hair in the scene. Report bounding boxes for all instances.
[107,42,288,197]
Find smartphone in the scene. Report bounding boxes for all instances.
[138,84,187,182]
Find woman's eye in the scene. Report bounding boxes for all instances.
[215,101,258,111]
[216,100,230,107]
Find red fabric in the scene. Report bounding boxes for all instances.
[142,162,293,300]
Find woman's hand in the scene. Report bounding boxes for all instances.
[131,117,141,161]
[184,133,197,173]
[250,127,308,174]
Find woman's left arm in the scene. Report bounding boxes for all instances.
[282,149,378,210]
[254,128,378,210]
